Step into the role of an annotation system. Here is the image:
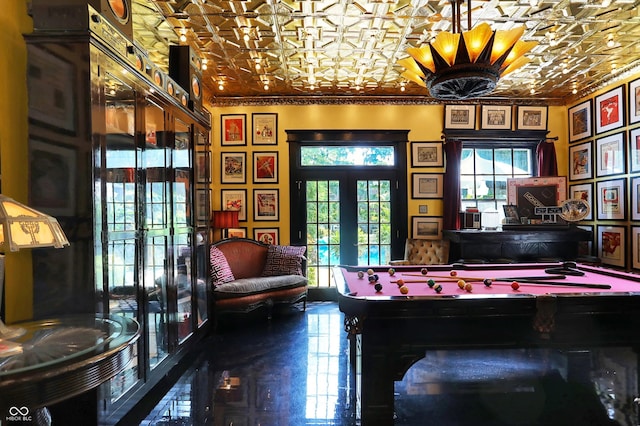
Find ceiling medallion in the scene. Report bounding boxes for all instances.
[399,0,536,100]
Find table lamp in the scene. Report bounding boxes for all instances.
[0,194,70,338]
[211,210,239,241]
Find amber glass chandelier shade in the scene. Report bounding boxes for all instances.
[211,210,239,230]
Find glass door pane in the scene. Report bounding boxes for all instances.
[306,180,340,288]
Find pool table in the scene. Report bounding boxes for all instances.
[335,262,640,425]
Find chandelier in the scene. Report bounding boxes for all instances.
[399,0,537,100]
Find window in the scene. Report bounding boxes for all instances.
[460,144,535,221]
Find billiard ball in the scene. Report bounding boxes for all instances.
[374,283,383,292]
[483,278,492,287]
[427,279,436,288]
[368,275,377,283]
[434,284,443,293]
[450,271,457,277]
[511,281,520,290]
[396,278,405,287]
[457,280,466,289]
[400,285,409,294]
[373,274,379,282]
[367,268,375,276]
[464,283,473,292]
[421,268,428,275]
[357,271,365,279]
[388,268,395,276]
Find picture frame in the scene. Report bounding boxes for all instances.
[502,205,519,223]
[597,225,626,268]
[506,177,567,220]
[195,188,210,223]
[29,139,77,216]
[221,189,247,221]
[195,151,211,183]
[252,113,278,145]
[595,132,625,177]
[221,114,247,145]
[481,105,512,130]
[629,77,640,125]
[254,228,279,245]
[444,105,476,129]
[596,178,626,221]
[568,100,592,143]
[411,216,443,240]
[569,141,592,181]
[253,151,278,183]
[411,142,443,167]
[629,127,640,173]
[411,173,443,198]
[221,152,246,184]
[568,183,594,220]
[254,189,279,221]
[516,106,548,131]
[224,227,247,239]
[632,226,640,270]
[595,85,625,134]
[631,176,640,221]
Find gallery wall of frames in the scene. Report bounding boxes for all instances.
[567,76,640,270]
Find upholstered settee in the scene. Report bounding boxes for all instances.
[389,238,450,265]
[210,238,308,325]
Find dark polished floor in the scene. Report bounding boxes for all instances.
[129,302,638,425]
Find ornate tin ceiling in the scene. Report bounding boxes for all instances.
[132,0,640,105]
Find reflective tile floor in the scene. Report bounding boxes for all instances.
[131,302,638,425]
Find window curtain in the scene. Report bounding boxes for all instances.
[443,140,462,230]
[536,140,558,177]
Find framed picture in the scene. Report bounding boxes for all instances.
[195,188,210,223]
[411,216,443,240]
[224,227,247,239]
[254,189,279,221]
[516,106,548,131]
[252,113,278,145]
[597,225,626,268]
[481,105,511,130]
[221,152,246,184]
[629,77,640,125]
[568,183,593,220]
[506,177,567,220]
[632,176,640,221]
[254,228,279,245]
[253,151,278,183]
[221,114,247,145]
[502,205,519,223]
[195,151,210,183]
[221,189,247,221]
[632,226,640,270]
[569,141,592,181]
[595,132,625,177]
[595,85,625,134]
[411,142,443,167]
[596,178,626,221]
[444,105,476,129]
[29,139,77,216]
[411,173,443,198]
[629,127,640,173]
[568,100,592,143]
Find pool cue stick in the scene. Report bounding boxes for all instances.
[401,273,567,281]
[392,278,611,289]
[480,281,611,290]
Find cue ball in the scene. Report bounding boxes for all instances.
[400,285,409,294]
[427,279,436,288]
[457,280,466,289]
[511,281,520,290]
[374,283,383,292]
[421,268,428,275]
[388,268,395,276]
[434,284,443,293]
[464,283,473,292]
[367,268,375,276]
[450,271,457,277]
[357,271,365,279]
[396,278,405,287]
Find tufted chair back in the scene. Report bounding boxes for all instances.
[391,239,450,265]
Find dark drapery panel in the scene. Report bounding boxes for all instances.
[536,140,558,176]
[443,140,462,230]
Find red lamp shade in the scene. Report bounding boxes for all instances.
[211,210,239,230]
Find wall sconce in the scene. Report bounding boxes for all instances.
[0,195,70,338]
[211,210,239,241]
